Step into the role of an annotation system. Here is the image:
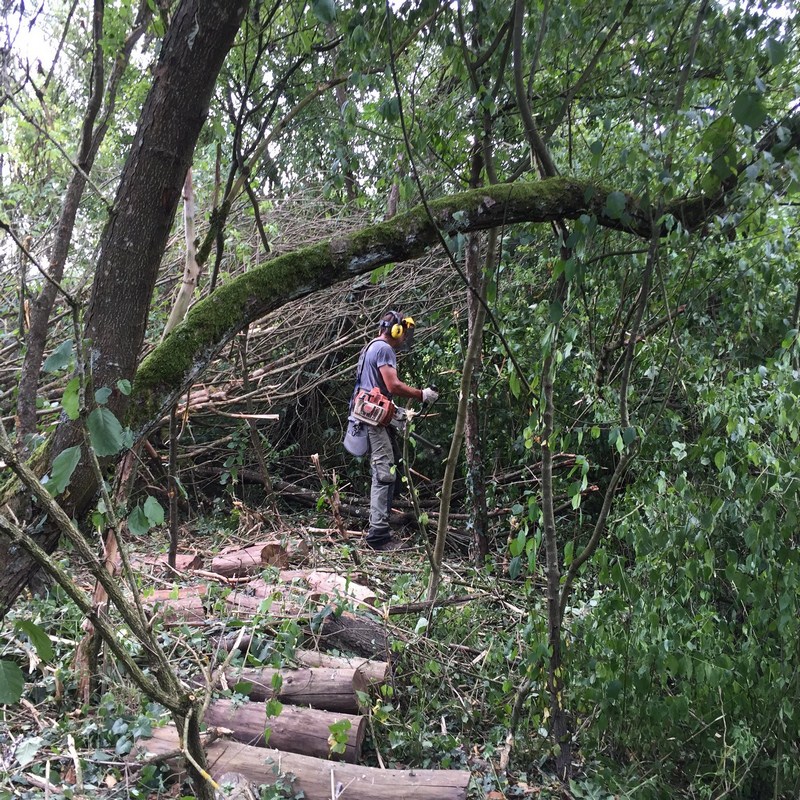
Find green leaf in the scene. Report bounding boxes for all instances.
[0,660,24,704]
[143,496,165,526]
[311,0,336,23]
[265,698,283,718]
[94,387,112,405]
[604,191,626,219]
[127,505,150,536]
[714,450,726,470]
[117,378,132,396]
[45,445,82,496]
[87,407,124,456]
[14,621,54,662]
[15,735,43,767]
[378,96,401,123]
[732,91,767,130]
[622,426,637,446]
[42,339,74,373]
[61,377,80,420]
[549,301,563,323]
[765,37,786,66]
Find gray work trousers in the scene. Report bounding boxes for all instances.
[366,425,398,545]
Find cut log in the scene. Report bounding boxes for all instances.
[279,569,377,608]
[143,586,207,623]
[224,587,307,619]
[293,649,389,688]
[204,699,365,763]
[311,610,388,659]
[211,537,310,575]
[135,726,471,800]
[213,638,390,689]
[224,666,367,713]
[132,552,204,573]
[211,543,287,577]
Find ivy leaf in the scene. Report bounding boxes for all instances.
[143,496,165,526]
[94,387,112,405]
[311,0,336,23]
[14,621,54,662]
[0,660,24,704]
[15,735,43,767]
[87,407,124,456]
[732,91,766,130]
[45,445,82,496]
[42,339,74,373]
[117,378,132,396]
[62,377,80,421]
[604,191,626,219]
[127,505,151,536]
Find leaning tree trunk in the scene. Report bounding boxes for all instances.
[0,0,249,619]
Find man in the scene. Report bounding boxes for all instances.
[349,310,438,551]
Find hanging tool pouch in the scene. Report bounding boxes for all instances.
[352,387,396,426]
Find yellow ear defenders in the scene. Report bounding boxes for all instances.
[391,314,415,339]
[383,310,415,339]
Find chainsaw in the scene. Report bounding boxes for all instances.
[352,388,441,454]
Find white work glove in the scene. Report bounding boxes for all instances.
[422,386,439,405]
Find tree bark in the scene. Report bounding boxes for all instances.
[224,665,368,713]
[0,0,249,619]
[464,232,490,565]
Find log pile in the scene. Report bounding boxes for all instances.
[131,543,471,798]
[134,547,390,657]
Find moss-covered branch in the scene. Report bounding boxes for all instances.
[131,179,634,432]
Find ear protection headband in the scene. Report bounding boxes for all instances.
[382,310,415,339]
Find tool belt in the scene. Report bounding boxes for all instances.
[352,387,396,427]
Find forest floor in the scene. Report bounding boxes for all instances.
[0,504,580,800]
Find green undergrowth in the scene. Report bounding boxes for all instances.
[3,501,795,799]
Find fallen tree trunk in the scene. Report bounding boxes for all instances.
[204,699,365,763]
[224,666,367,713]
[135,725,472,800]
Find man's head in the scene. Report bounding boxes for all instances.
[379,310,415,350]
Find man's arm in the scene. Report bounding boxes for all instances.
[379,364,423,401]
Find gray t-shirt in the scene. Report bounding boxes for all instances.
[354,339,397,400]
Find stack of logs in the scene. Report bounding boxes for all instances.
[131,539,471,799]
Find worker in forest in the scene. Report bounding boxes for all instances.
[344,310,438,551]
